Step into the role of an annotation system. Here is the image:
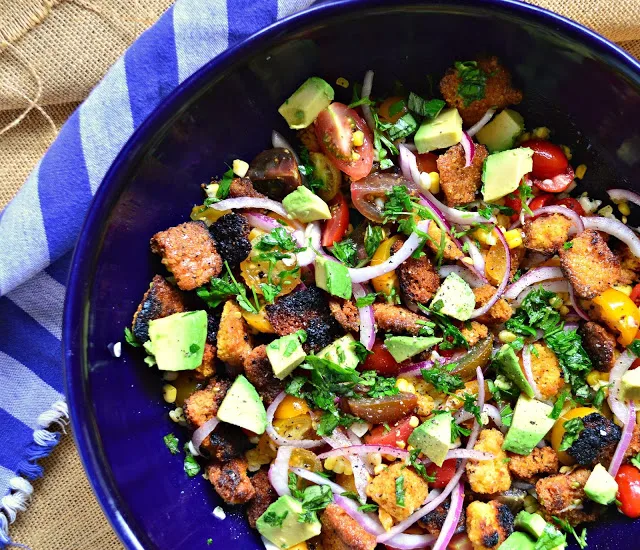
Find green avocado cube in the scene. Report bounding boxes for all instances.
[315,255,352,299]
[283,186,331,223]
[278,77,335,130]
[408,412,452,467]
[145,311,207,371]
[217,375,268,435]
[493,345,534,398]
[621,368,640,401]
[502,395,555,455]
[384,336,442,363]
[515,511,548,539]
[585,463,618,505]
[415,108,463,153]
[430,272,475,321]
[266,333,307,380]
[476,109,525,153]
[257,495,322,548]
[499,532,536,550]
[481,147,533,202]
[317,334,359,370]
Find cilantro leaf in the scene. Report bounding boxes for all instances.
[559,418,585,452]
[163,433,179,455]
[552,517,587,549]
[549,389,570,420]
[184,453,201,477]
[262,509,288,527]
[331,239,359,267]
[631,452,640,471]
[364,225,384,257]
[629,339,640,357]
[124,327,141,348]
[358,503,379,513]
[409,449,436,482]
[387,113,418,141]
[299,146,324,194]
[395,475,406,507]
[216,169,234,201]
[421,362,465,394]
[355,292,379,308]
[454,61,487,106]
[407,93,445,118]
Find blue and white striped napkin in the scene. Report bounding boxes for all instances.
[0,0,312,545]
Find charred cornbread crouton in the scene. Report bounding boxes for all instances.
[207,423,252,461]
[217,300,254,372]
[207,457,255,504]
[183,377,230,429]
[426,223,463,261]
[437,143,489,206]
[461,321,489,347]
[466,500,514,550]
[320,504,377,550]
[193,342,217,381]
[132,275,189,342]
[440,57,523,126]
[150,221,223,291]
[243,345,283,407]
[625,423,640,460]
[392,238,441,303]
[579,321,618,372]
[444,380,480,412]
[266,286,329,335]
[466,429,511,494]
[509,246,525,282]
[523,214,573,254]
[419,499,466,536]
[207,312,221,345]
[228,177,265,198]
[560,229,621,298]
[366,463,429,521]
[209,213,251,269]
[616,243,640,273]
[507,447,559,482]
[473,285,513,325]
[529,343,565,400]
[305,315,342,352]
[565,412,621,467]
[247,468,277,528]
[373,303,430,335]
[536,468,601,525]
[329,299,359,333]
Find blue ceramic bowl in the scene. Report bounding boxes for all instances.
[64,1,640,548]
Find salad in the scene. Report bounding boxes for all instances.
[125,57,640,550]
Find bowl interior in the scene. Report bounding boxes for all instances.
[65,1,640,549]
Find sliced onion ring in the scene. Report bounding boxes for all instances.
[353,282,376,350]
[467,109,496,137]
[608,189,640,209]
[399,143,421,189]
[438,265,485,287]
[582,215,640,258]
[568,285,590,321]
[609,400,636,478]
[266,392,324,449]
[470,227,510,319]
[269,446,294,496]
[531,205,584,235]
[461,236,489,283]
[361,70,375,132]
[420,190,492,226]
[522,344,543,400]
[291,467,347,495]
[504,267,564,300]
[190,417,220,454]
[461,131,475,168]
[432,482,465,550]
[210,196,288,217]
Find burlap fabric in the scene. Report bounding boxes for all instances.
[0,1,638,548]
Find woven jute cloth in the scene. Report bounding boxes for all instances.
[1,1,639,548]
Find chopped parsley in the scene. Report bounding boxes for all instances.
[631,452,640,471]
[629,339,640,357]
[355,292,380,308]
[451,420,471,442]
[358,503,379,513]
[331,238,359,267]
[563,241,573,250]
[288,474,333,523]
[395,475,406,507]
[548,389,570,420]
[559,418,585,452]
[364,225,385,257]
[261,509,288,528]
[124,327,141,348]
[197,261,259,313]
[163,433,179,455]
[534,524,567,550]
[409,449,436,482]
[421,362,465,394]
[460,392,482,423]
[216,168,234,201]
[552,517,587,549]
[184,453,201,477]
[261,282,282,304]
[407,92,445,119]
[340,491,360,501]
[353,341,373,363]
[298,146,324,194]
[207,539,213,546]
[519,180,534,215]
[387,113,418,141]
[455,61,487,106]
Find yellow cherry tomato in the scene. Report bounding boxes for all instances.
[274,395,310,420]
[190,204,229,225]
[242,308,275,334]
[371,236,401,299]
[592,288,640,346]
[550,406,599,465]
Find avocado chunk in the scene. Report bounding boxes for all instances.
[502,395,555,455]
[283,186,331,223]
[257,495,322,548]
[278,77,335,130]
[493,344,534,398]
[621,367,640,401]
[407,412,452,467]
[481,147,533,202]
[317,334,359,370]
[475,109,525,152]
[144,311,207,371]
[499,532,536,550]
[217,375,267,435]
[515,511,548,539]
[414,107,463,153]
[430,272,475,321]
[384,335,442,363]
[266,332,307,380]
[585,463,618,505]
[315,255,352,299]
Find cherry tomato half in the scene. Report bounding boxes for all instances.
[365,416,415,447]
[416,152,439,175]
[529,166,575,194]
[631,284,640,307]
[529,193,556,211]
[314,102,374,181]
[554,197,586,217]
[361,339,403,376]
[425,459,458,489]
[616,464,640,518]
[322,192,349,247]
[520,138,569,179]
[378,96,408,124]
[504,193,522,223]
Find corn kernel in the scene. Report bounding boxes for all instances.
[461,256,474,266]
[428,172,440,194]
[559,305,570,316]
[532,126,550,139]
[409,416,420,428]
[205,183,220,198]
[369,452,382,467]
[353,130,364,147]
[163,384,177,404]
[232,159,249,178]
[549,295,564,309]
[396,441,406,449]
[614,284,633,297]
[519,132,531,142]
[586,370,610,387]
[472,228,497,247]
[504,229,523,249]
[618,201,631,217]
[396,379,415,393]
[374,464,387,475]
[560,145,572,160]
[324,456,336,470]
[336,77,349,88]
[169,407,186,424]
[498,330,517,344]
[575,164,587,180]
[343,462,353,475]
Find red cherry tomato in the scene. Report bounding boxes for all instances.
[631,284,640,307]
[361,339,403,376]
[631,358,640,370]
[554,197,586,217]
[365,417,415,447]
[529,166,575,193]
[504,193,522,223]
[520,138,569,179]
[616,464,640,518]
[425,459,458,489]
[314,102,374,181]
[321,193,350,247]
[416,152,439,174]
[529,193,556,211]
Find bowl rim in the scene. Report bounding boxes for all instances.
[63,1,640,548]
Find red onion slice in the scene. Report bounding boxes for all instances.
[266,392,324,449]
[455,404,504,431]
[504,267,564,300]
[420,189,492,226]
[272,130,302,165]
[438,265,487,287]
[432,482,465,550]
[470,227,510,319]
[513,279,568,306]
[466,109,496,137]
[269,446,294,496]
[296,221,321,267]
[190,417,220,454]
[582,216,640,258]
[318,444,409,461]
[361,70,375,132]
[531,205,584,235]
[460,236,489,284]
[348,220,429,283]
[244,211,281,232]
[461,131,475,168]
[323,429,369,502]
[522,344,543,400]
[399,143,421,187]
[608,350,636,423]
[290,467,348,495]
[353,282,376,350]
[210,196,288,217]
[568,285,590,321]
[609,400,636,478]
[608,189,640,209]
